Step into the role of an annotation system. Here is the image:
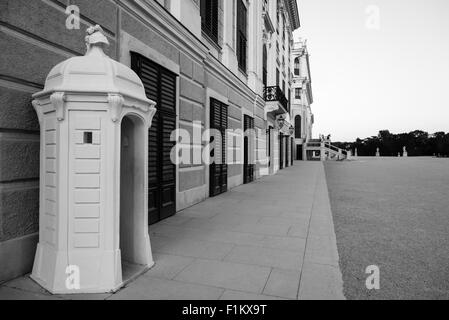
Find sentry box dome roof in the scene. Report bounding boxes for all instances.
[33,25,151,106]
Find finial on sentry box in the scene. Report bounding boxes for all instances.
[85,25,109,55]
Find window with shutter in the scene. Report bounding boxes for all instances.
[295,115,302,139]
[244,115,255,184]
[201,0,219,44]
[237,0,247,72]
[279,133,284,169]
[131,52,177,225]
[263,45,268,87]
[210,98,228,197]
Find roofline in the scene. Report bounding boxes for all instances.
[284,0,301,30]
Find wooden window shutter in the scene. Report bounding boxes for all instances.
[237,0,247,71]
[201,0,219,43]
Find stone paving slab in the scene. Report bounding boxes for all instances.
[224,245,303,270]
[174,259,271,294]
[263,268,301,299]
[220,290,286,300]
[108,277,224,300]
[0,162,345,300]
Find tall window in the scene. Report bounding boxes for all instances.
[201,0,219,43]
[282,15,286,44]
[295,88,301,99]
[263,45,268,87]
[276,69,280,87]
[294,57,300,76]
[237,0,247,72]
[276,5,280,34]
[295,115,302,139]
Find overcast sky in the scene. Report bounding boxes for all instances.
[294,0,449,142]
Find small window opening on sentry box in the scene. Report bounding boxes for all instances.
[84,132,93,144]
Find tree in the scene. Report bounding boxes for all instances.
[335,130,449,157]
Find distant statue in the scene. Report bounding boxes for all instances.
[398,153,401,157]
[376,148,380,157]
[355,148,358,157]
[403,146,408,157]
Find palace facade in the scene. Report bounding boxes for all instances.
[0,0,301,283]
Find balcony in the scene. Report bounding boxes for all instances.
[264,86,289,113]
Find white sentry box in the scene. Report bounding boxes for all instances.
[30,26,157,294]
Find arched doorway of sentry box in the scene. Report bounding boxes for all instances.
[120,114,152,283]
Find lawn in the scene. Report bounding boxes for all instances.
[325,157,449,300]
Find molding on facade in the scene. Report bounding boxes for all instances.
[118,0,209,64]
[283,0,301,30]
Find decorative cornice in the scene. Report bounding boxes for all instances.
[108,94,125,122]
[50,92,66,121]
[146,107,157,128]
[283,0,300,30]
[263,1,275,35]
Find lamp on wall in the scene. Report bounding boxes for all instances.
[277,115,286,128]
[289,125,295,136]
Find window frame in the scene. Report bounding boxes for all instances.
[201,0,219,44]
[236,0,248,73]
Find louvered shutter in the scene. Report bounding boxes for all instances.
[220,104,228,193]
[244,115,255,184]
[237,0,247,71]
[279,133,284,169]
[201,0,219,43]
[131,52,177,224]
[210,98,228,197]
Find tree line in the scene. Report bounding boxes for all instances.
[333,130,449,157]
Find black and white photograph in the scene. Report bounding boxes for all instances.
[0,0,449,307]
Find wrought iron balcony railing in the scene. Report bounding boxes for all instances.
[264,86,289,112]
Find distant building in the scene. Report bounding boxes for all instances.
[290,39,314,160]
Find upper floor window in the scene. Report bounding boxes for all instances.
[295,88,301,99]
[276,10,280,34]
[263,45,268,87]
[295,115,302,139]
[237,0,248,72]
[201,0,219,44]
[294,57,300,76]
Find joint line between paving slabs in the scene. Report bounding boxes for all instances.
[261,267,274,296]
[296,167,320,300]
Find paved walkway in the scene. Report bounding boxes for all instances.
[0,162,344,300]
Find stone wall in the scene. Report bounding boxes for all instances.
[0,0,119,283]
[0,0,268,283]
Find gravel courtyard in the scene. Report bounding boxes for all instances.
[325,157,449,300]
